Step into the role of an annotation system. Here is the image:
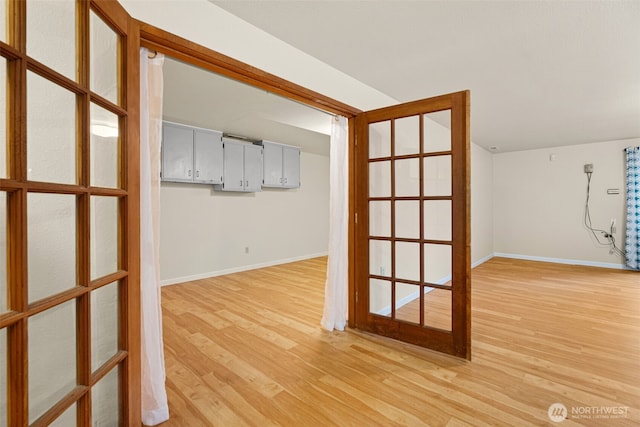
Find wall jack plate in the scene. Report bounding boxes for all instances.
[584,163,594,173]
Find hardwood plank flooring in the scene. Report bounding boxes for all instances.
[159,257,640,426]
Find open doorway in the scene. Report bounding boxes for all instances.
[159,57,336,286]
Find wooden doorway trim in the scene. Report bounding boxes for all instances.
[137,22,362,118]
[136,22,362,328]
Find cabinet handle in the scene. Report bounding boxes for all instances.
[240,180,243,187]
[245,180,248,187]
[284,177,287,184]
[188,169,192,177]
[196,170,200,178]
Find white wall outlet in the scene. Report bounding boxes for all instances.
[380,266,385,276]
[584,163,594,173]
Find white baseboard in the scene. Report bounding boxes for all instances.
[160,252,328,287]
[472,253,494,268]
[493,252,627,270]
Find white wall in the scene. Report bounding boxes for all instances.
[159,151,329,284]
[493,138,638,268]
[120,0,397,111]
[122,0,495,277]
[471,143,494,265]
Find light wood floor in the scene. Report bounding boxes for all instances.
[160,257,640,426]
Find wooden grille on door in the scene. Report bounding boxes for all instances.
[0,1,140,425]
[354,92,470,359]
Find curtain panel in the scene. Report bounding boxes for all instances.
[625,146,640,270]
[321,116,349,331]
[140,48,170,425]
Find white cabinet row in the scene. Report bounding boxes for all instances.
[161,121,301,192]
[262,140,301,189]
[161,122,223,184]
[214,138,263,192]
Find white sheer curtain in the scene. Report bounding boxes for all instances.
[321,115,349,331]
[140,48,169,426]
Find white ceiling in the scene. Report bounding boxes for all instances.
[163,57,332,156]
[211,0,640,152]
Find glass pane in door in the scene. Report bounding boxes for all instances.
[0,0,5,43]
[423,155,451,197]
[369,240,391,277]
[91,196,119,280]
[395,283,420,324]
[91,103,120,188]
[424,110,451,153]
[395,115,419,156]
[395,201,419,239]
[424,287,452,331]
[90,11,119,104]
[0,56,6,178]
[395,242,419,281]
[28,193,76,303]
[369,161,391,198]
[424,244,452,286]
[369,201,390,237]
[0,328,6,427]
[424,200,452,241]
[27,71,76,184]
[369,121,390,159]
[92,366,120,427]
[28,300,77,423]
[26,0,76,80]
[369,279,391,317]
[394,158,419,197]
[0,193,5,313]
[91,282,119,371]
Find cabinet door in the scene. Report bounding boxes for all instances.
[194,129,223,184]
[262,141,283,187]
[162,123,194,182]
[222,140,245,191]
[282,145,301,188]
[244,144,263,192]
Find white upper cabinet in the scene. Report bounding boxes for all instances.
[282,145,301,188]
[261,140,301,188]
[194,129,224,184]
[243,144,264,192]
[216,138,263,192]
[161,123,193,182]
[161,122,223,184]
[262,141,283,187]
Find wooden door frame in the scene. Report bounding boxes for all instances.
[1,0,141,425]
[135,23,363,330]
[353,93,471,359]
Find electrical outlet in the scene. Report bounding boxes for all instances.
[380,266,385,276]
[584,163,594,173]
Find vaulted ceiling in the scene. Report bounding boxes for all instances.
[210,0,640,152]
